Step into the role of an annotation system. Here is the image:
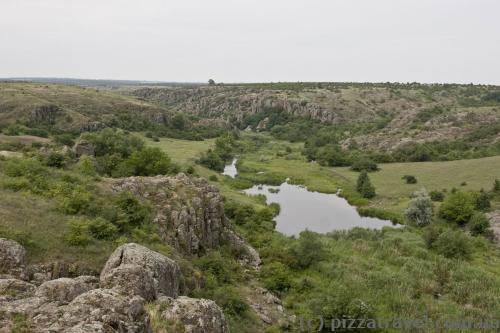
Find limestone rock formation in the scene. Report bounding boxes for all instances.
[0,239,240,332]
[159,296,229,333]
[0,238,28,280]
[112,174,261,269]
[72,139,95,157]
[101,243,183,298]
[35,276,98,303]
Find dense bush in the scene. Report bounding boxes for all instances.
[402,175,417,184]
[474,190,491,211]
[405,189,433,226]
[439,192,476,225]
[429,190,445,202]
[433,230,473,260]
[469,212,490,236]
[289,230,327,269]
[117,147,177,177]
[260,262,292,293]
[350,158,378,172]
[356,171,376,198]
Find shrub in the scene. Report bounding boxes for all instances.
[350,159,378,172]
[87,218,118,240]
[405,189,433,226]
[469,212,490,236]
[439,192,476,225]
[65,219,93,246]
[289,230,327,269]
[402,175,417,184]
[118,147,175,177]
[186,165,195,174]
[115,192,152,229]
[209,175,218,181]
[198,150,225,172]
[44,152,66,168]
[429,190,445,202]
[423,225,443,249]
[260,262,292,293]
[433,230,473,260]
[77,155,97,176]
[493,179,500,192]
[54,134,76,146]
[356,171,376,198]
[474,190,491,211]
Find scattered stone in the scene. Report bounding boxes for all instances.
[35,276,97,303]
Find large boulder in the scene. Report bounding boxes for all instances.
[0,238,28,280]
[35,276,98,303]
[101,243,182,298]
[29,289,152,332]
[159,296,229,333]
[100,264,157,301]
[0,279,36,301]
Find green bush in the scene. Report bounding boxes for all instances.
[115,192,152,229]
[209,175,218,181]
[117,147,176,177]
[87,218,118,240]
[65,219,93,246]
[469,212,490,236]
[402,175,417,184]
[474,190,491,211]
[429,190,445,202]
[289,230,327,269]
[77,155,97,176]
[356,171,376,198]
[405,189,433,226]
[44,152,66,168]
[433,230,473,260]
[260,262,292,293]
[439,192,476,225]
[198,150,225,172]
[350,158,378,172]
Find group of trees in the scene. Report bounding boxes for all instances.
[198,133,238,172]
[80,128,178,177]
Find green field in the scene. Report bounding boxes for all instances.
[334,156,500,212]
[153,134,500,215]
[144,136,215,166]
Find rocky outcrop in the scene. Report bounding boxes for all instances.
[0,240,236,332]
[30,104,59,124]
[100,243,183,298]
[0,238,28,280]
[132,86,336,124]
[112,174,261,269]
[35,276,98,303]
[158,296,229,333]
[487,210,500,243]
[72,139,95,157]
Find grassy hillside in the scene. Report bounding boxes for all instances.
[0,82,173,132]
[335,156,500,212]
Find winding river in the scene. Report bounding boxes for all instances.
[223,161,398,236]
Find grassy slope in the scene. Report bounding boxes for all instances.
[334,156,500,212]
[0,82,170,129]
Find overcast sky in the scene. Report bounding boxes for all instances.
[1,0,499,84]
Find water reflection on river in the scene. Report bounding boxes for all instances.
[244,182,398,236]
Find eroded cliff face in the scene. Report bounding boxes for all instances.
[111,174,261,268]
[133,86,339,124]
